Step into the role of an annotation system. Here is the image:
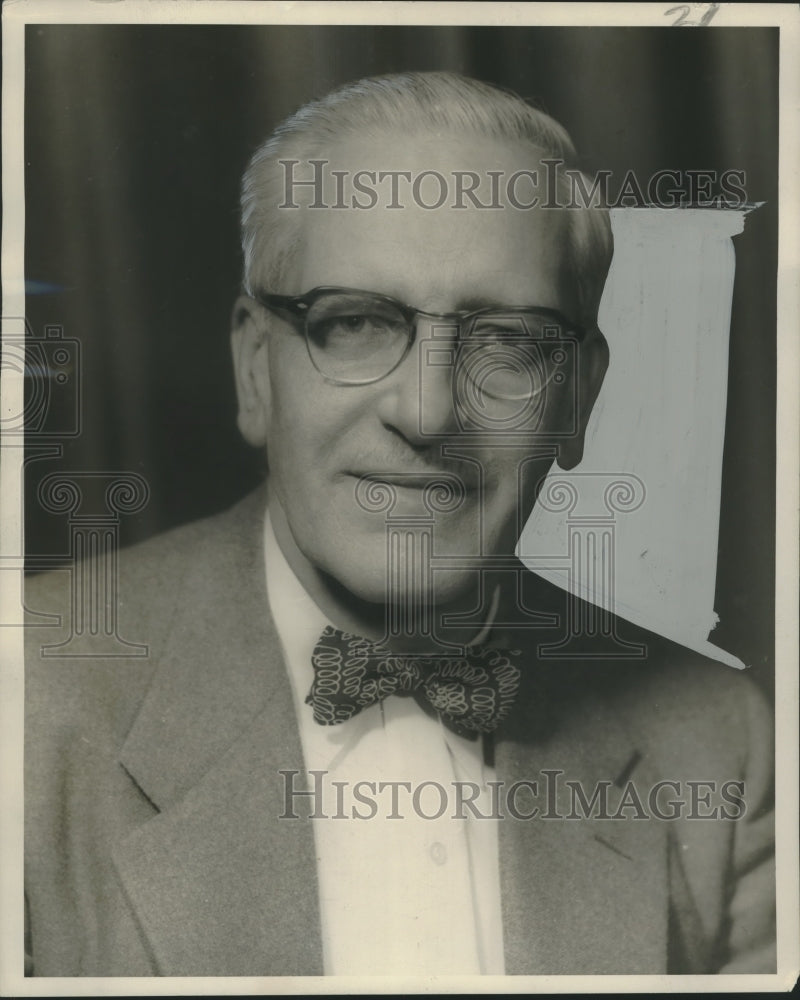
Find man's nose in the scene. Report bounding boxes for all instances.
[375,318,461,444]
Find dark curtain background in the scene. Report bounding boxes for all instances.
[23,25,778,691]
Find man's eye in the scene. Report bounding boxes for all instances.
[337,314,370,332]
[326,312,399,336]
[311,312,398,350]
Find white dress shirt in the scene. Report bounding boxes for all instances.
[263,510,505,975]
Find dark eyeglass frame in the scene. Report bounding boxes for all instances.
[251,285,585,386]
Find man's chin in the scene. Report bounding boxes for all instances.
[322,559,484,624]
[319,511,507,609]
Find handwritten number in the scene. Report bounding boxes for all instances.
[666,5,690,26]
[665,3,719,26]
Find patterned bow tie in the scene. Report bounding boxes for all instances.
[307,625,522,736]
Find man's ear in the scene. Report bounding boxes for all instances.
[557,325,609,470]
[230,295,271,448]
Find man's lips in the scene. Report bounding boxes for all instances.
[346,471,479,492]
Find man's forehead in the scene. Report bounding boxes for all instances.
[295,198,564,308]
[275,130,572,307]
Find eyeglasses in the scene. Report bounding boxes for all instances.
[252,285,583,401]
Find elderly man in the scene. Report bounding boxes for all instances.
[24,72,774,977]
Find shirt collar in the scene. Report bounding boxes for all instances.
[263,506,330,702]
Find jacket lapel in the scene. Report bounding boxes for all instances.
[113,490,322,975]
[496,649,669,974]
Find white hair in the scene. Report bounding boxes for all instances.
[240,71,613,328]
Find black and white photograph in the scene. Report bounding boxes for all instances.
[2,1,798,993]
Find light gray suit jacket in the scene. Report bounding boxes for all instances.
[24,488,775,976]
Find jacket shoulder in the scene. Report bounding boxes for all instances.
[519,574,774,782]
[25,489,266,748]
[599,631,773,788]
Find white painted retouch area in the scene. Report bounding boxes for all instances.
[520,208,749,670]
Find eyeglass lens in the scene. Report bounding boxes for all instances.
[304,290,567,401]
